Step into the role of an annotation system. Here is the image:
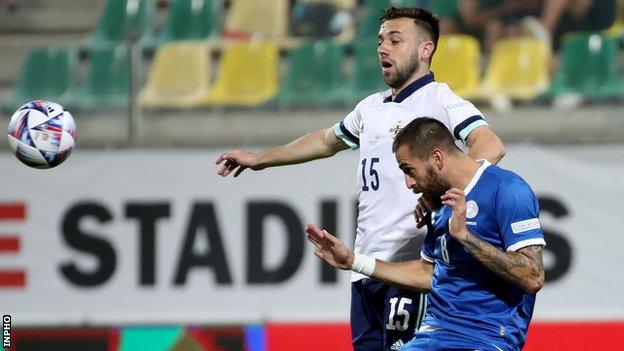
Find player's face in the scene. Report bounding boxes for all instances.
[396,145,450,209]
[378,18,424,89]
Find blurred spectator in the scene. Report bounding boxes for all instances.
[440,1,541,52]
[440,0,616,52]
[527,0,616,49]
[0,0,19,12]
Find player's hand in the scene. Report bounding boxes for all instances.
[305,223,354,270]
[414,194,433,228]
[441,188,469,240]
[215,150,264,177]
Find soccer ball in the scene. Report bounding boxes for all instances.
[7,100,76,169]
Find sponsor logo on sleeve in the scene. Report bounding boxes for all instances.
[511,218,541,234]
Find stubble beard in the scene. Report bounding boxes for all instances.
[384,51,420,89]
[421,166,450,211]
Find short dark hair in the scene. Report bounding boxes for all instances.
[392,117,461,159]
[380,7,440,53]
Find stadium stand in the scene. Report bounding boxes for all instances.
[430,34,481,99]
[85,0,155,48]
[201,41,279,106]
[223,0,289,40]
[140,41,212,108]
[146,0,221,48]
[277,40,344,106]
[481,37,551,101]
[66,45,130,109]
[550,32,624,99]
[1,46,76,112]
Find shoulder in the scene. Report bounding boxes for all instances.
[432,83,479,114]
[356,90,391,109]
[485,166,537,205]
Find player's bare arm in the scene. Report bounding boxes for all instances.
[465,126,506,165]
[216,127,348,177]
[305,223,434,292]
[442,188,545,294]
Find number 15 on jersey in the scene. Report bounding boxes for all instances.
[361,157,380,191]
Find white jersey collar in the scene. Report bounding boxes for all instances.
[464,160,491,196]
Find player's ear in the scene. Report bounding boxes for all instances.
[431,148,444,170]
[420,40,435,62]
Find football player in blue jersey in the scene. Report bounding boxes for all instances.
[307,117,545,351]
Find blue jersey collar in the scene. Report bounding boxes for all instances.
[383,72,435,103]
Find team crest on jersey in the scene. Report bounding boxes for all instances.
[389,121,405,138]
[466,200,479,219]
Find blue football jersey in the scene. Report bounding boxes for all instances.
[419,161,546,350]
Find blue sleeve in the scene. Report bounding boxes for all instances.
[421,228,437,262]
[495,178,546,252]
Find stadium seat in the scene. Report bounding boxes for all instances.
[67,45,130,109]
[481,37,551,100]
[300,0,355,10]
[223,0,288,40]
[153,0,221,45]
[2,46,77,112]
[86,0,155,48]
[277,40,344,105]
[202,41,279,106]
[431,34,481,99]
[550,33,624,98]
[140,42,212,108]
[342,39,387,103]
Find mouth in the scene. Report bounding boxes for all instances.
[381,60,393,73]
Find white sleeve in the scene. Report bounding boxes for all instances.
[441,86,489,142]
[333,105,363,150]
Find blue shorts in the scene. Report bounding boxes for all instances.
[402,329,507,351]
[351,279,427,351]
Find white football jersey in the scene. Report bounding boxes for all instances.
[333,72,489,281]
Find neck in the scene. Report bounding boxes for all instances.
[445,155,482,190]
[391,66,430,99]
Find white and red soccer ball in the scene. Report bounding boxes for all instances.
[7,100,76,169]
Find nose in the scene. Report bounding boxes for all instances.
[404,174,417,189]
[377,40,389,56]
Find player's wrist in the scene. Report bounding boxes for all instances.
[351,253,376,276]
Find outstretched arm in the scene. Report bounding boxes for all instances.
[305,223,434,292]
[442,188,545,294]
[216,127,348,177]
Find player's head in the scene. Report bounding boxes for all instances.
[378,7,439,89]
[392,117,462,207]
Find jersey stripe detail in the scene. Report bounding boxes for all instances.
[414,293,427,331]
[453,115,487,141]
[420,251,434,263]
[334,121,359,149]
[506,238,547,252]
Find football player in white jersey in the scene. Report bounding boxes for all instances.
[216,7,506,351]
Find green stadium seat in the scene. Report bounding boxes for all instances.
[2,46,77,112]
[66,45,130,109]
[550,33,624,98]
[86,0,155,48]
[342,39,387,103]
[154,0,221,45]
[277,41,344,105]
